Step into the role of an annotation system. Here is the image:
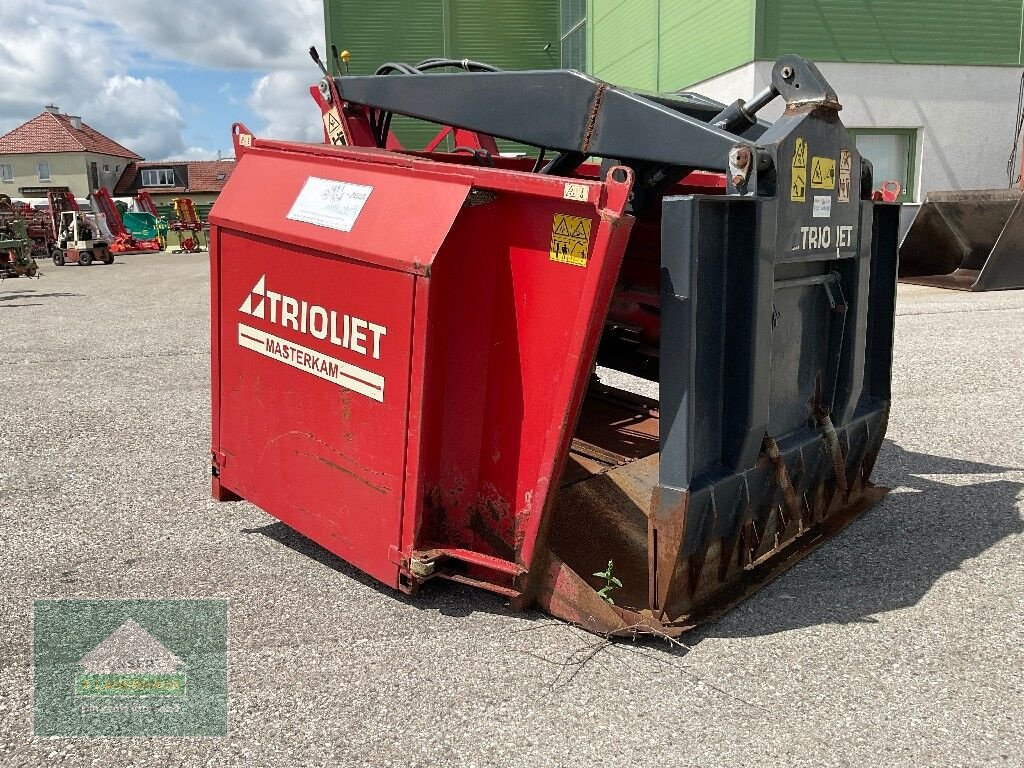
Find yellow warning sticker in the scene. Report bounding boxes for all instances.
[838,149,852,202]
[550,214,592,267]
[811,156,837,190]
[792,138,808,169]
[792,168,807,203]
[322,107,347,146]
[791,138,807,202]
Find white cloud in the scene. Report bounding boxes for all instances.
[165,147,226,162]
[0,2,190,159]
[83,0,322,71]
[248,72,323,143]
[81,76,189,160]
[0,0,325,158]
[88,0,326,142]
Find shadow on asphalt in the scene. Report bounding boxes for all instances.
[240,520,522,620]
[692,440,1024,643]
[239,439,1024,646]
[0,290,82,302]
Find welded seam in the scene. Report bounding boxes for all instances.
[580,84,607,154]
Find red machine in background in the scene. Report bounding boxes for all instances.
[871,181,902,202]
[169,197,206,253]
[135,190,158,217]
[10,201,53,257]
[91,187,161,253]
[47,188,78,220]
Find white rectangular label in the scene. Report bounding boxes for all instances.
[563,183,589,202]
[286,177,372,232]
[812,195,832,218]
[238,323,384,402]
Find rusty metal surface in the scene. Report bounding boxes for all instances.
[543,389,891,637]
[534,549,630,636]
[899,269,982,291]
[560,387,659,487]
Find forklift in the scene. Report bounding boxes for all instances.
[47,189,113,266]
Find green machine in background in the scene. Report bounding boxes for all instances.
[0,195,39,279]
[123,211,167,250]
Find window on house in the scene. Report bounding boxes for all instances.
[141,168,176,186]
[847,128,917,202]
[37,162,50,182]
[103,164,110,172]
[560,0,586,70]
[0,164,12,182]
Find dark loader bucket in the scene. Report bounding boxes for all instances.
[899,189,1024,291]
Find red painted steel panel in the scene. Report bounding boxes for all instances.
[209,144,473,275]
[215,231,416,586]
[212,129,633,599]
[409,173,635,582]
[211,142,473,586]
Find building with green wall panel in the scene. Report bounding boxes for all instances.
[757,1,1024,67]
[323,0,559,149]
[586,1,1024,93]
[316,1,1024,211]
[587,0,755,92]
[580,0,1024,210]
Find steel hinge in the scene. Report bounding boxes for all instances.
[211,449,227,477]
[388,545,406,567]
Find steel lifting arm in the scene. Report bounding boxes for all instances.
[329,55,836,176]
[333,69,743,170]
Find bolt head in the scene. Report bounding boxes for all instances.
[781,65,795,80]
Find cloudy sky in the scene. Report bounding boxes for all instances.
[0,0,326,160]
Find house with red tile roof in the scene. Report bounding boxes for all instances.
[113,158,235,208]
[0,106,142,199]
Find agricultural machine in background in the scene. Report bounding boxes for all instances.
[133,191,168,249]
[209,51,901,636]
[899,188,1024,290]
[47,189,112,266]
[898,111,1024,291]
[91,187,161,254]
[170,198,206,253]
[0,195,39,278]
[10,201,55,258]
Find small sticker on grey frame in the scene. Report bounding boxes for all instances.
[813,195,832,218]
[838,149,852,202]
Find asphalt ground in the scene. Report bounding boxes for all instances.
[0,251,1021,766]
